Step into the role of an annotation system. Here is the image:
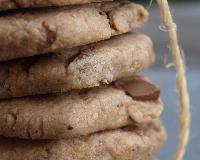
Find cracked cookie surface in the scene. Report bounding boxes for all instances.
[0,120,166,160]
[0,32,155,99]
[0,1,148,61]
[0,77,163,139]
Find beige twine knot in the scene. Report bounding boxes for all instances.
[156,0,191,160]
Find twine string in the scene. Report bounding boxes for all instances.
[159,22,177,32]
[156,0,191,160]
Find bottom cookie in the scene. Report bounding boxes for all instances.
[0,120,166,160]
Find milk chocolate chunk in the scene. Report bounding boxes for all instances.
[115,77,160,101]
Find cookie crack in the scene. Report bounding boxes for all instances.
[26,117,45,139]
[44,146,52,160]
[26,120,31,139]
[65,47,83,65]
[42,22,57,48]
[39,118,45,138]
[7,110,19,133]
[99,9,116,32]
[34,118,45,139]
[98,2,124,32]
[64,47,89,74]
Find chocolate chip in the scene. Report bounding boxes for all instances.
[67,125,73,130]
[114,77,160,101]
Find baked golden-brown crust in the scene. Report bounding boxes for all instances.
[0,0,112,10]
[0,79,163,139]
[0,120,166,160]
[0,32,155,99]
[0,1,148,61]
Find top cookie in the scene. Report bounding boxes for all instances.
[0,1,148,61]
[0,0,112,10]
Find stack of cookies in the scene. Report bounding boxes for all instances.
[0,0,166,159]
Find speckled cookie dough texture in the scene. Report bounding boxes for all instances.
[0,120,166,160]
[0,77,164,139]
[0,32,155,99]
[0,0,112,10]
[0,1,148,61]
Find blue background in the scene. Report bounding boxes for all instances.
[136,3,200,159]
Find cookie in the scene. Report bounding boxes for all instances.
[0,77,163,139]
[0,120,166,160]
[0,0,112,10]
[0,1,148,61]
[0,32,155,99]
